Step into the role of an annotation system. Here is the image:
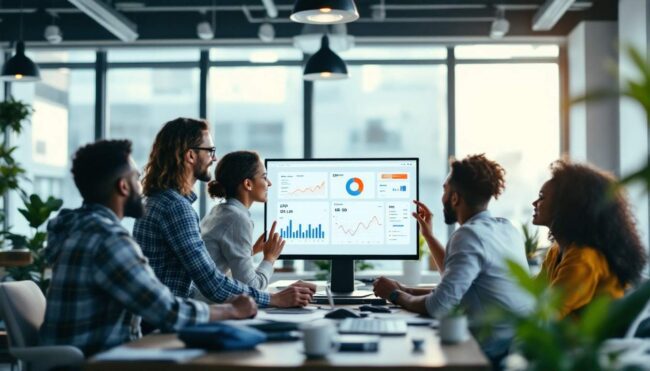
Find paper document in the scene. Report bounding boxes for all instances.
[93,347,205,362]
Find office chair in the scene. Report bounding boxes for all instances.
[0,281,84,371]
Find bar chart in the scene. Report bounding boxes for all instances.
[279,220,325,239]
[276,201,329,245]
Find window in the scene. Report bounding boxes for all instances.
[455,62,559,237]
[10,69,95,235]
[207,64,304,242]
[107,68,200,169]
[313,62,448,271]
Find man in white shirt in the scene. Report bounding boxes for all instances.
[373,154,533,368]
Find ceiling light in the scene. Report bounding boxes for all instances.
[2,1,40,82]
[303,35,348,81]
[68,0,138,42]
[291,0,359,24]
[197,21,214,40]
[44,24,63,44]
[258,23,275,43]
[1,42,41,82]
[490,8,509,39]
[532,0,576,31]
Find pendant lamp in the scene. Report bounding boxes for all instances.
[1,42,41,82]
[291,0,359,25]
[1,0,41,82]
[303,35,348,81]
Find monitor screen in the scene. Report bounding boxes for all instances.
[265,158,419,260]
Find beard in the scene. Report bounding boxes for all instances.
[124,190,145,219]
[443,197,457,225]
[194,161,212,182]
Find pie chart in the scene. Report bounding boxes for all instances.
[345,177,364,196]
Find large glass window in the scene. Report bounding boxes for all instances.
[207,64,304,240]
[313,63,448,270]
[107,68,200,169]
[455,63,560,236]
[10,69,95,235]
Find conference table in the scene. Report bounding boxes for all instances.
[84,307,490,371]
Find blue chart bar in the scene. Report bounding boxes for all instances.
[280,220,325,239]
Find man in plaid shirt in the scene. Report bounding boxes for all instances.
[40,140,257,356]
[134,118,314,311]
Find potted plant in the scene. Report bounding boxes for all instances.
[402,234,427,285]
[521,223,541,266]
[4,195,62,292]
[0,97,64,292]
[0,97,32,267]
[439,305,469,344]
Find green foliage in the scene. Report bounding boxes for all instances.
[0,97,33,135]
[18,194,63,229]
[488,260,650,371]
[521,223,540,259]
[4,194,62,292]
[0,98,32,249]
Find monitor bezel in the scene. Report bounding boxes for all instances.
[264,157,420,260]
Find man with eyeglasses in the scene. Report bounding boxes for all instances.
[133,118,315,333]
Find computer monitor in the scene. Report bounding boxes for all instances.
[265,158,419,294]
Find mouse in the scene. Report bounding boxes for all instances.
[324,308,363,319]
[359,305,391,313]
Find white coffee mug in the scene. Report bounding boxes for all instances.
[439,315,469,344]
[300,320,338,358]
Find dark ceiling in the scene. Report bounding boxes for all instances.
[0,0,617,46]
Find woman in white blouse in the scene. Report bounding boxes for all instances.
[201,150,284,289]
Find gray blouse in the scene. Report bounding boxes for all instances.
[200,198,273,290]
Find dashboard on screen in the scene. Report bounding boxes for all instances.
[264,158,419,259]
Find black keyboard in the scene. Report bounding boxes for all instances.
[338,318,408,336]
[312,297,387,305]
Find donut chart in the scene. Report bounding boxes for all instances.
[345,177,364,196]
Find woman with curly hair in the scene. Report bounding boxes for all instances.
[532,160,647,318]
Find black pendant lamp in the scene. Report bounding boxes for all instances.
[303,35,348,81]
[291,0,359,24]
[1,42,41,82]
[1,0,40,82]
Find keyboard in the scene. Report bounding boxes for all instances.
[338,318,408,336]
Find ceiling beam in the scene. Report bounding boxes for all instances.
[532,0,577,31]
[67,0,139,42]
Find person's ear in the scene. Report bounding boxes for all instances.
[116,177,130,197]
[185,148,197,165]
[451,191,460,207]
[243,179,253,191]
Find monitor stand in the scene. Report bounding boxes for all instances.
[330,259,373,298]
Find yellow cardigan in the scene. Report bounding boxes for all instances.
[539,243,624,318]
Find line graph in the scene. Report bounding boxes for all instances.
[335,215,382,236]
[331,201,384,245]
[287,181,326,195]
[279,172,328,199]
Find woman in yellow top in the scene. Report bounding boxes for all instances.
[532,160,647,318]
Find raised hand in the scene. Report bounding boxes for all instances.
[412,200,434,238]
[262,221,286,263]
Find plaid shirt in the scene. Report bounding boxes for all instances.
[40,204,209,356]
[133,189,270,307]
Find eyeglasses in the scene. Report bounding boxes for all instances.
[190,146,216,158]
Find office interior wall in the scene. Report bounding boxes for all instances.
[568,21,620,175]
[619,0,650,257]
